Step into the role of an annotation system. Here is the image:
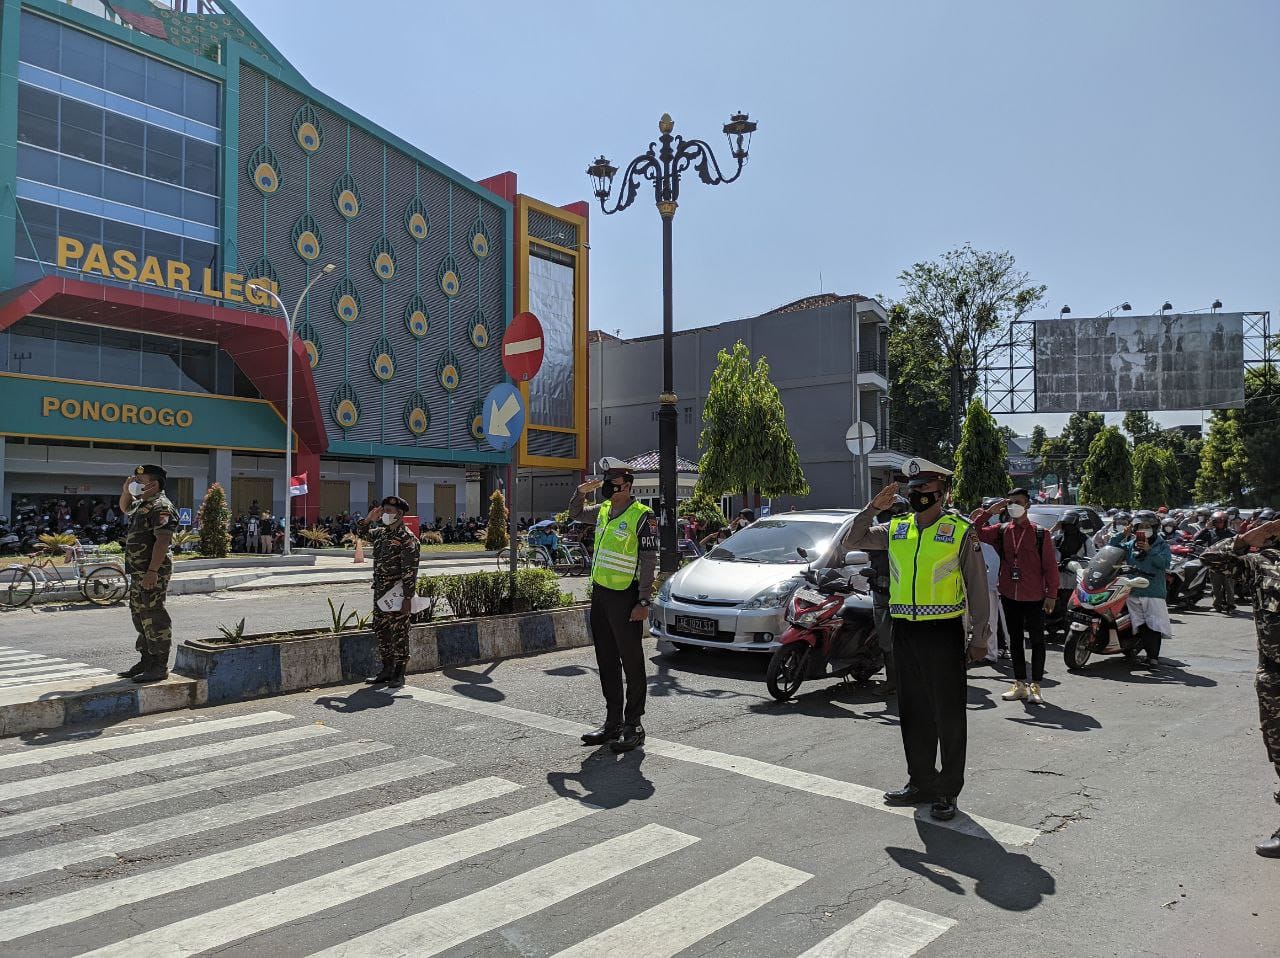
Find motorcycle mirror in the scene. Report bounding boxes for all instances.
[796,547,808,560]
[1067,560,1083,575]
[844,550,869,566]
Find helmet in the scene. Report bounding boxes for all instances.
[1196,506,1212,519]
[1259,507,1277,522]
[1211,509,1228,525]
[1113,511,1132,526]
[1106,508,1118,517]
[1227,506,1240,518]
[1134,510,1159,530]
[1060,510,1081,526]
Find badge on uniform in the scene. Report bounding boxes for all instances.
[1010,566,1021,582]
[892,523,909,540]
[935,522,955,544]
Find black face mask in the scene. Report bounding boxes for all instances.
[601,479,619,498]
[908,489,940,513]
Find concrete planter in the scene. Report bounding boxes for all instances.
[175,605,592,704]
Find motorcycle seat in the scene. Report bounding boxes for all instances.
[839,595,871,620]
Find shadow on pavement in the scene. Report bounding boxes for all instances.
[747,683,899,726]
[444,663,506,702]
[547,749,654,809]
[1069,658,1218,688]
[1006,700,1102,732]
[887,817,1056,912]
[647,646,763,702]
[314,686,409,713]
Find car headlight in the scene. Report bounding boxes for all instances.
[657,578,673,603]
[742,579,799,610]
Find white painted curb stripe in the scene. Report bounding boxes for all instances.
[0,754,453,883]
[0,711,293,769]
[0,665,109,682]
[308,823,697,958]
[0,738,385,838]
[0,724,337,801]
[400,687,1041,847]
[0,776,522,946]
[798,899,956,957]
[78,796,596,958]
[0,662,100,677]
[552,856,812,958]
[0,670,113,689]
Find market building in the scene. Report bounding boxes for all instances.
[0,0,588,525]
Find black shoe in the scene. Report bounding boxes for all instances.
[999,648,1011,660]
[880,682,897,697]
[930,796,958,821]
[610,724,646,752]
[117,655,147,679]
[365,666,395,685]
[132,663,169,683]
[581,723,622,746]
[883,784,934,806]
[1257,828,1280,858]
[388,663,406,687]
[1147,655,1161,667]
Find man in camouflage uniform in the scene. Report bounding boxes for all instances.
[116,464,180,684]
[1203,517,1280,857]
[355,495,420,687]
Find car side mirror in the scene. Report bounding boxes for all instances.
[844,550,869,566]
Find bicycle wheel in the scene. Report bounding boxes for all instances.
[0,567,37,609]
[82,566,129,605]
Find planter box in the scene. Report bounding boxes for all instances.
[175,605,592,704]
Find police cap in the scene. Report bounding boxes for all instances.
[597,456,635,482]
[380,495,410,512]
[896,457,954,487]
[135,464,167,480]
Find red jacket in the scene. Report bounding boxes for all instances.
[977,520,1059,602]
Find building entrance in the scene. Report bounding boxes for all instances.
[232,477,273,519]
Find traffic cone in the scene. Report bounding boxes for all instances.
[353,538,365,564]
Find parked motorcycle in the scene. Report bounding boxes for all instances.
[765,548,879,701]
[1166,543,1209,609]
[1063,545,1152,671]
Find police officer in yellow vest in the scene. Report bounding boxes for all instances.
[844,458,991,821]
[569,457,658,752]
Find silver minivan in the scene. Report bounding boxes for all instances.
[651,510,868,652]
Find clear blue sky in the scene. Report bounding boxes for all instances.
[239,0,1278,433]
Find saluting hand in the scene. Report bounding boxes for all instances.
[870,482,900,512]
[577,478,604,496]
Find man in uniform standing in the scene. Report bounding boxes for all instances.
[568,458,658,753]
[356,495,420,687]
[844,458,990,821]
[1202,517,1280,857]
[116,465,180,683]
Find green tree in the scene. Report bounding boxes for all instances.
[198,482,230,558]
[953,399,1010,510]
[697,342,809,501]
[1133,443,1174,507]
[1196,412,1244,502]
[1041,412,1106,488]
[679,490,727,533]
[1122,410,1161,447]
[1028,424,1048,458]
[484,490,508,551]
[887,303,952,464]
[1237,368,1280,504]
[1080,427,1135,507]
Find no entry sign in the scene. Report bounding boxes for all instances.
[502,311,545,382]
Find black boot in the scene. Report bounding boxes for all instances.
[388,662,406,687]
[610,723,646,752]
[930,796,958,821]
[118,654,147,679]
[132,655,169,683]
[365,664,395,684]
[581,723,622,746]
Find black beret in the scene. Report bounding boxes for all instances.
[381,495,410,512]
[135,464,167,480]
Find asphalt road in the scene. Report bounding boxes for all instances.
[0,598,1276,956]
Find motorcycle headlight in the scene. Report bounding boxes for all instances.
[657,578,673,604]
[796,610,821,628]
[742,580,799,610]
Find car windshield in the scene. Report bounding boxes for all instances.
[707,518,840,564]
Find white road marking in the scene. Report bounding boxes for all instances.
[78,796,597,958]
[504,335,542,356]
[0,738,383,838]
[0,725,337,801]
[0,754,453,882]
[400,687,1041,847]
[0,654,57,665]
[0,776,523,946]
[0,663,110,680]
[0,711,292,769]
[798,899,956,957]
[552,856,812,958]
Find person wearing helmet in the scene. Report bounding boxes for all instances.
[1096,511,1131,551]
[868,495,913,694]
[1195,506,1213,532]
[1228,506,1243,534]
[1201,516,1280,857]
[1054,510,1092,612]
[1196,510,1237,613]
[1110,510,1173,666]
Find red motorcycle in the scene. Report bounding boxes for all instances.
[765,548,880,701]
[1063,545,1152,671]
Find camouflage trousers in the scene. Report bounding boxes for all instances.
[129,564,173,658]
[373,608,410,667]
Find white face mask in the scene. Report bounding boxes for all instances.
[1007,503,1026,519]
[128,481,146,497]
[381,512,397,526]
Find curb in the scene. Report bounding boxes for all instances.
[0,674,207,737]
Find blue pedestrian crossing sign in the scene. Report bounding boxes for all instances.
[482,383,525,452]
[178,507,193,526]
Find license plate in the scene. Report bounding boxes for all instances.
[794,588,824,605]
[674,615,717,636]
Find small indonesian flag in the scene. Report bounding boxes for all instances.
[290,473,308,497]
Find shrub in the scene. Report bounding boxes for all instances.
[442,570,509,618]
[411,575,444,623]
[98,541,123,555]
[198,483,231,558]
[420,530,444,545]
[37,532,78,556]
[299,526,334,547]
[216,618,247,642]
[485,491,509,551]
[171,530,199,552]
[514,568,562,612]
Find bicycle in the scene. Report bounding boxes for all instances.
[0,545,129,609]
[495,537,552,571]
[549,542,589,577]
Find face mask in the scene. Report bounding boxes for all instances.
[381,512,397,526]
[1007,504,1027,519]
[128,481,145,497]
[908,489,940,513]
[601,479,619,498]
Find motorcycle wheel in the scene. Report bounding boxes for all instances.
[1063,631,1092,671]
[765,643,809,702]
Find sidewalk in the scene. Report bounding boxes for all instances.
[170,553,498,595]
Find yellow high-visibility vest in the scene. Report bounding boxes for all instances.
[591,499,653,590]
[887,513,971,620]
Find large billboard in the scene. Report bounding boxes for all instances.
[1035,313,1245,413]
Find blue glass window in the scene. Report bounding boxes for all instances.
[104,42,146,101]
[17,85,58,150]
[18,13,60,72]
[145,57,184,115]
[59,25,104,88]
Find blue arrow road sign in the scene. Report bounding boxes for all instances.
[178,507,193,526]
[482,383,525,452]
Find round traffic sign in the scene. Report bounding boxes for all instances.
[482,383,526,452]
[502,311,545,382]
[845,422,877,456]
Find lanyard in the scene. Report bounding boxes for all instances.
[1008,523,1029,562]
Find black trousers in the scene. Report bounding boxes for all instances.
[589,582,646,725]
[1002,597,1046,682]
[893,617,967,797]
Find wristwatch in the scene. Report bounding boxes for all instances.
[638,599,651,607]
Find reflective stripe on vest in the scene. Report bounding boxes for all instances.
[591,499,652,590]
[886,513,970,621]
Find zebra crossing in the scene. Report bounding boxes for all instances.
[0,709,959,957]
[0,645,112,690]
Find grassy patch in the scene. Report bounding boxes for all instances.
[420,542,489,554]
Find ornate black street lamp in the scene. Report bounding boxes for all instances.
[587,111,757,572]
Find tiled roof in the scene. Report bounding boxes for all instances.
[625,450,700,473]
[762,292,871,316]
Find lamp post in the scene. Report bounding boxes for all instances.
[587,111,757,572]
[253,263,336,556]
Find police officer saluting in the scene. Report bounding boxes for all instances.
[356,496,420,687]
[844,458,990,821]
[569,458,658,752]
[116,465,180,684]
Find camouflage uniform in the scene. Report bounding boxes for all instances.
[124,494,179,660]
[355,518,420,667]
[1204,539,1280,800]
